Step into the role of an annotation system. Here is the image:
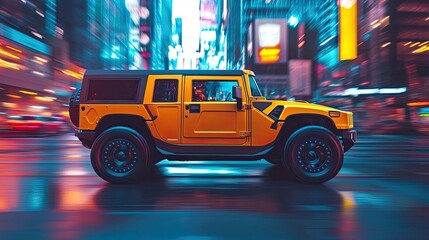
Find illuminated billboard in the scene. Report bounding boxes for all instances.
[339,0,357,61]
[254,19,288,64]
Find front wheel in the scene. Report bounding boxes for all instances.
[282,126,344,184]
[90,127,152,183]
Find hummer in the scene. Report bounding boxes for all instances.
[69,70,357,184]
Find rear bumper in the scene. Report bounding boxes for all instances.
[342,130,357,152]
[75,129,96,148]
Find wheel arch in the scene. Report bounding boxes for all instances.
[94,114,159,156]
[269,113,338,157]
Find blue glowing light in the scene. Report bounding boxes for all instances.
[288,16,299,28]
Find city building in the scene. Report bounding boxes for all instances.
[315,0,429,132]
[0,0,59,117]
[57,0,134,70]
[226,0,323,99]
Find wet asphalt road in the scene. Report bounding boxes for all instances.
[0,133,428,240]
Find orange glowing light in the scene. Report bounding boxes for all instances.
[35,96,55,102]
[2,102,18,108]
[19,90,38,95]
[407,102,429,107]
[60,111,69,117]
[6,94,21,99]
[0,49,20,59]
[62,69,84,79]
[258,47,281,63]
[412,45,429,54]
[6,45,22,53]
[0,60,20,70]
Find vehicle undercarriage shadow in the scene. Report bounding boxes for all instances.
[94,164,344,214]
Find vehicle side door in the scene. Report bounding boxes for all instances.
[144,75,182,144]
[182,75,249,146]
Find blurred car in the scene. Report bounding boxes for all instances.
[6,115,70,134]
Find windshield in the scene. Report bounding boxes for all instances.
[248,75,263,97]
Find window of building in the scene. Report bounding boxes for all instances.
[152,79,178,102]
[192,80,237,102]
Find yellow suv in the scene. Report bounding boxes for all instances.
[69,70,356,184]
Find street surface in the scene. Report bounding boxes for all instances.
[0,133,428,239]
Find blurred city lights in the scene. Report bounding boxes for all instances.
[35,96,55,102]
[5,94,21,99]
[30,106,47,110]
[288,16,299,27]
[61,69,83,79]
[43,89,55,94]
[19,90,38,95]
[31,31,43,39]
[0,59,20,70]
[5,46,22,53]
[31,71,45,77]
[381,42,391,48]
[320,35,336,46]
[0,49,20,59]
[34,56,48,63]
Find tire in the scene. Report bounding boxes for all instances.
[282,126,344,184]
[69,88,80,127]
[90,126,152,183]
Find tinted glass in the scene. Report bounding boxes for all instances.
[249,76,263,96]
[192,80,237,102]
[88,79,139,101]
[152,79,178,102]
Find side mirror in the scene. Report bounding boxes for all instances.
[232,86,243,110]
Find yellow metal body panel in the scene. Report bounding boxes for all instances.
[78,71,354,149]
[79,104,152,130]
[250,106,282,146]
[143,75,182,144]
[182,75,249,146]
[263,100,354,129]
[147,105,181,143]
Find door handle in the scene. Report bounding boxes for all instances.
[189,104,200,113]
[185,105,189,111]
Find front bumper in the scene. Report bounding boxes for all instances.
[75,129,96,148]
[342,130,357,152]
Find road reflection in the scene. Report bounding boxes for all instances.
[93,164,361,238]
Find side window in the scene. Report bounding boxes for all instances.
[88,79,139,101]
[152,79,178,102]
[249,75,262,97]
[192,80,237,102]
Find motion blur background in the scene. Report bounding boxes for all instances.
[0,0,428,135]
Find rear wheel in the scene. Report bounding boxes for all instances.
[91,127,152,183]
[282,126,343,184]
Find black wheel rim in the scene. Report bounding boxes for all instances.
[295,137,333,174]
[102,138,138,174]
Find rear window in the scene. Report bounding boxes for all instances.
[87,79,140,101]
